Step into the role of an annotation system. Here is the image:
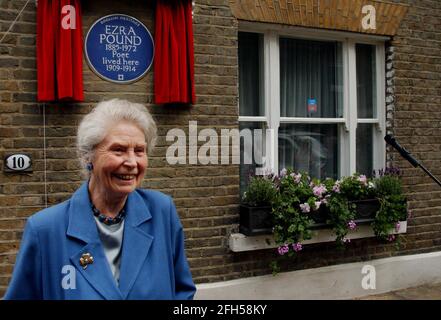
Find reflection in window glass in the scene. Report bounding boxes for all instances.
[240,122,267,196]
[278,124,339,180]
[356,124,374,176]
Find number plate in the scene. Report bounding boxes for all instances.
[4,154,32,172]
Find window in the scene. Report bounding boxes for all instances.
[238,32,267,195]
[239,28,386,195]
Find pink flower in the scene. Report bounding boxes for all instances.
[313,185,327,198]
[348,220,357,230]
[358,175,368,186]
[291,173,302,183]
[292,242,303,252]
[387,235,396,242]
[332,183,340,193]
[321,198,328,205]
[315,201,322,210]
[395,222,401,232]
[300,203,310,213]
[277,244,289,255]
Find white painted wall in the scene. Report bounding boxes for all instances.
[195,251,441,300]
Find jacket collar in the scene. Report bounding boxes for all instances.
[118,188,154,299]
[66,181,154,300]
[66,181,100,244]
[66,181,152,243]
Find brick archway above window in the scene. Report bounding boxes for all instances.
[229,0,408,36]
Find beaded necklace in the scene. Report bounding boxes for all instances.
[91,203,126,225]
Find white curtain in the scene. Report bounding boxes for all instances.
[239,32,263,117]
[280,38,343,118]
[278,38,342,179]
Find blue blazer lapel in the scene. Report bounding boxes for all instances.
[66,182,123,300]
[118,190,154,299]
[70,243,123,300]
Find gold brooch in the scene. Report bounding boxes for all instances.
[79,253,94,269]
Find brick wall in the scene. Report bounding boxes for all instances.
[1,0,441,297]
[389,0,441,252]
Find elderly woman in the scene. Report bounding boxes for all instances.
[5,99,196,300]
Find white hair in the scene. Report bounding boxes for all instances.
[77,99,157,174]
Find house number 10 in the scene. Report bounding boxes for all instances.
[4,154,32,172]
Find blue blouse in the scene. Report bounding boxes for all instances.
[4,182,196,300]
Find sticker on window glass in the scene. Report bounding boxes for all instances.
[308,98,318,113]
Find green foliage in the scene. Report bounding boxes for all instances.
[374,175,403,196]
[271,171,316,245]
[247,168,408,274]
[372,194,407,241]
[371,172,408,241]
[326,193,354,246]
[323,174,373,246]
[339,174,376,200]
[242,175,277,207]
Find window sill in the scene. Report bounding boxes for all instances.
[229,221,407,252]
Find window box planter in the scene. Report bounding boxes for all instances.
[349,199,380,221]
[310,206,330,229]
[239,205,273,236]
[230,220,408,252]
[307,199,381,229]
[240,200,383,233]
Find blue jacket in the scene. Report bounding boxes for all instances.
[4,182,196,300]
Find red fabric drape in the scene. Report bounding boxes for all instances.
[37,0,84,102]
[154,0,196,105]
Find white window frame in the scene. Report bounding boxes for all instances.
[238,22,388,178]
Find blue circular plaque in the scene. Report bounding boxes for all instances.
[84,14,154,84]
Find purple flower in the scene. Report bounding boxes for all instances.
[277,244,289,255]
[395,222,401,232]
[348,220,357,230]
[280,168,287,178]
[332,181,341,193]
[300,203,310,213]
[313,185,327,198]
[292,242,303,252]
[387,234,396,242]
[321,198,328,205]
[291,173,302,183]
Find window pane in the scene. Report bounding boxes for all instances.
[278,124,339,180]
[240,122,267,196]
[356,124,373,176]
[280,38,343,118]
[356,44,377,118]
[238,32,263,117]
